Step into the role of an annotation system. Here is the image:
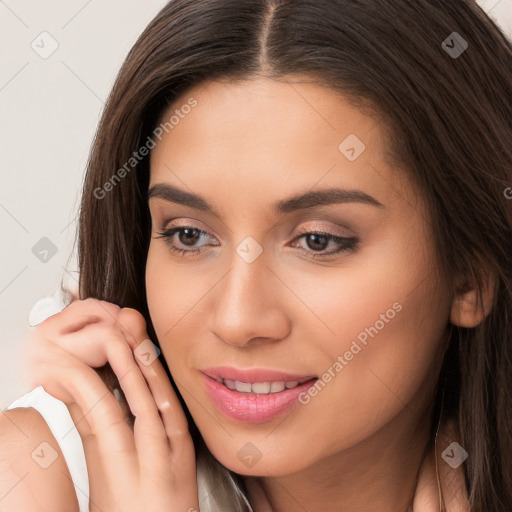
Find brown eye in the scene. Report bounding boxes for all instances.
[291,230,358,258]
[177,228,201,246]
[304,233,329,251]
[153,225,216,255]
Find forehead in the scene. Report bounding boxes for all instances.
[152,77,381,157]
[148,77,411,212]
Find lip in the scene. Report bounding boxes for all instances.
[200,367,317,423]
[200,366,317,383]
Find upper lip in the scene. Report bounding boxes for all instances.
[200,366,317,383]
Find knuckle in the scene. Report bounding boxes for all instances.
[118,307,146,325]
[81,297,100,307]
[96,299,122,316]
[66,298,122,326]
[88,298,121,322]
[117,308,148,338]
[60,297,95,316]
[168,428,190,440]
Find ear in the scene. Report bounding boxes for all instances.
[450,269,495,328]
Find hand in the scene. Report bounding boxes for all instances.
[26,298,199,512]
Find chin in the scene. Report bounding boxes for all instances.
[200,434,315,477]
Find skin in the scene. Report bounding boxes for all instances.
[3,301,199,512]
[145,76,476,511]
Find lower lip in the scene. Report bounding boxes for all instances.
[201,374,317,423]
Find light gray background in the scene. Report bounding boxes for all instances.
[1,0,511,408]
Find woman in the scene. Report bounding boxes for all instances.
[2,0,511,510]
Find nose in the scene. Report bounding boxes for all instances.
[208,245,291,348]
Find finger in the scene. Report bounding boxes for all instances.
[117,309,199,509]
[41,297,121,335]
[30,316,164,433]
[44,322,163,428]
[117,309,190,434]
[25,299,121,384]
[60,298,121,334]
[47,322,133,368]
[116,309,192,454]
[26,323,132,388]
[59,352,142,500]
[45,332,162,491]
[31,320,161,454]
[32,341,137,457]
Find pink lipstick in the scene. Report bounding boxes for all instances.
[200,366,317,423]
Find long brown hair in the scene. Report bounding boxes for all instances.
[77,1,512,509]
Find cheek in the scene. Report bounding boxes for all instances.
[295,290,449,466]
[145,243,212,373]
[288,248,450,449]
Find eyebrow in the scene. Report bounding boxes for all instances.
[147,183,384,215]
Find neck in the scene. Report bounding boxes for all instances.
[244,402,434,512]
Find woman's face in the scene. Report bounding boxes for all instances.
[145,77,452,476]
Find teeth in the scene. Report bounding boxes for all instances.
[224,379,236,390]
[219,378,307,394]
[235,381,252,393]
[270,381,285,393]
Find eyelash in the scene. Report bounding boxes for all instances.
[153,225,358,259]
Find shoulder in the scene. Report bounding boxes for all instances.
[0,406,80,512]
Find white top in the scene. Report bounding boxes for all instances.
[6,385,90,512]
